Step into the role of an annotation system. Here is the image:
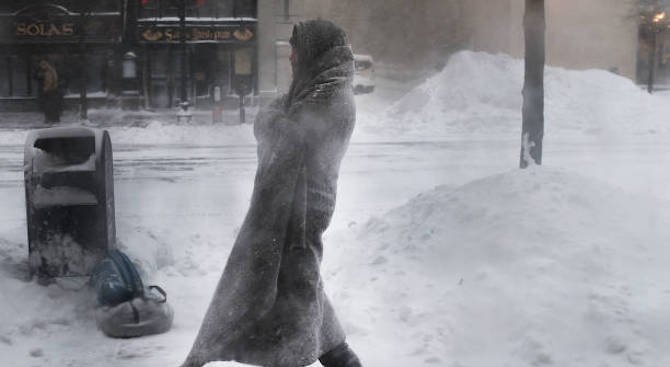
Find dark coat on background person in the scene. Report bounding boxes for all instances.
[37,61,62,123]
[182,20,356,367]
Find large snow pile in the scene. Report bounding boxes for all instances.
[361,51,670,138]
[326,167,670,366]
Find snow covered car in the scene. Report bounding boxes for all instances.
[353,54,375,94]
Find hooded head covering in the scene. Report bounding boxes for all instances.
[286,19,353,108]
[290,20,348,73]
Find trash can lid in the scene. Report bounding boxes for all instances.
[24,127,108,166]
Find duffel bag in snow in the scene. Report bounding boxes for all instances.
[91,250,174,338]
[90,249,144,306]
[95,285,174,338]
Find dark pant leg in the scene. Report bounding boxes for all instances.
[44,92,61,123]
[319,342,362,367]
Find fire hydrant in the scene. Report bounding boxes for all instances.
[177,101,192,124]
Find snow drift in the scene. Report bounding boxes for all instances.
[359,51,670,138]
[326,167,670,367]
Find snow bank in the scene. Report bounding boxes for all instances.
[0,120,256,148]
[326,167,670,366]
[361,51,670,139]
[107,120,256,147]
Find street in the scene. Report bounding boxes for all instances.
[0,53,670,365]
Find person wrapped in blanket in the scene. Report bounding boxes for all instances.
[181,20,362,367]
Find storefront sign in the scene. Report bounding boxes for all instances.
[0,4,121,44]
[139,25,255,43]
[15,22,76,38]
[1,16,121,44]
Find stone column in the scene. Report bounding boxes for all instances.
[257,0,305,104]
[257,0,277,101]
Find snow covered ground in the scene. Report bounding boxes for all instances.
[1,51,670,366]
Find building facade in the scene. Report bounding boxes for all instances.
[0,1,124,111]
[131,0,259,108]
[463,0,639,80]
[0,0,302,111]
[304,0,466,72]
[305,0,650,84]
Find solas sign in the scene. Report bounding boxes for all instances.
[15,22,76,38]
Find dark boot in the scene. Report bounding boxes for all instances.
[319,342,362,367]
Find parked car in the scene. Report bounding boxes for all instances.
[353,54,375,94]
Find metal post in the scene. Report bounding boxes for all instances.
[167,45,174,108]
[25,52,32,97]
[7,56,13,96]
[648,28,658,94]
[143,45,152,109]
[179,0,187,104]
[79,5,88,120]
[239,94,245,124]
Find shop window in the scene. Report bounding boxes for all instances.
[86,0,121,12]
[85,52,106,94]
[150,49,171,78]
[273,0,289,20]
[0,58,8,97]
[15,0,122,13]
[139,0,256,18]
[9,55,30,97]
[138,0,179,18]
[234,48,253,76]
[235,0,257,17]
[0,1,15,13]
[147,47,179,107]
[216,48,233,95]
[146,48,172,108]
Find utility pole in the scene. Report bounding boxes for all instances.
[520,0,545,168]
[179,0,187,104]
[78,2,90,120]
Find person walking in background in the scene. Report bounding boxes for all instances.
[181,19,363,367]
[37,59,62,123]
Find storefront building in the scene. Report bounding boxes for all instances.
[0,0,302,112]
[133,0,258,108]
[131,0,305,109]
[0,1,125,111]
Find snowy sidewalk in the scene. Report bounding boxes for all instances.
[0,107,257,129]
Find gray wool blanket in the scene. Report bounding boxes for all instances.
[182,43,355,367]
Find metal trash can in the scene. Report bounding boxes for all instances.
[24,127,116,279]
